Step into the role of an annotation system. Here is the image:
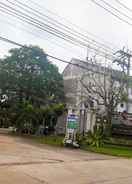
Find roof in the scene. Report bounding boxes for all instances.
[63,57,124,80]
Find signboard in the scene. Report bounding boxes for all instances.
[67,114,78,129]
[64,113,79,147]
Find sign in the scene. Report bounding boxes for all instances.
[67,114,78,129]
[64,113,79,147]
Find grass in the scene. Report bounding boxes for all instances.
[11,133,64,146]
[10,132,132,158]
[104,134,132,146]
[81,144,132,158]
[29,135,64,146]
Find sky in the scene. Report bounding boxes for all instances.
[0,0,132,72]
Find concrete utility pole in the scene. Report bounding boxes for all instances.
[113,47,132,112]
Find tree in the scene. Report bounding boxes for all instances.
[80,57,127,134]
[0,46,64,131]
[0,45,64,106]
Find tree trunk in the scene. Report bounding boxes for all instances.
[104,109,112,137]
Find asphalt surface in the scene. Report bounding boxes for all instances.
[0,134,132,183]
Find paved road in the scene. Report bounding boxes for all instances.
[0,134,132,184]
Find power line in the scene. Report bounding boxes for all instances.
[0,3,95,51]
[0,35,93,71]
[0,13,83,58]
[0,3,84,48]
[0,2,114,58]
[100,0,132,22]
[6,0,115,55]
[8,0,114,53]
[115,0,132,14]
[29,0,117,51]
[90,0,132,27]
[0,36,24,47]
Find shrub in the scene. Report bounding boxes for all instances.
[85,125,104,148]
[76,132,85,145]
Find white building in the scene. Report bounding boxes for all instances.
[63,58,132,132]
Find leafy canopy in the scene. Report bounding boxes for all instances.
[0,45,64,106]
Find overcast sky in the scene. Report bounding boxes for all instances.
[0,0,132,72]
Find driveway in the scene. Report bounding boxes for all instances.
[0,134,132,184]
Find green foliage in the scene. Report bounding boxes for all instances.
[127,76,132,88]
[81,144,132,158]
[0,46,65,131]
[76,132,85,145]
[12,133,132,158]
[0,45,64,105]
[14,102,39,133]
[105,136,132,147]
[0,107,11,128]
[12,134,64,146]
[12,101,65,133]
[75,125,104,148]
[85,125,104,148]
[120,92,128,102]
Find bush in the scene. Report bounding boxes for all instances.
[85,125,104,148]
[76,132,85,145]
[75,125,104,148]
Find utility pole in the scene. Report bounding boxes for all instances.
[113,47,132,112]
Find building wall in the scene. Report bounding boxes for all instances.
[63,58,132,114]
[62,58,132,133]
[63,59,110,112]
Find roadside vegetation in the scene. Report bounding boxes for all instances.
[1,45,132,158]
[0,46,65,133]
[81,144,132,158]
[10,131,132,158]
[11,133,64,146]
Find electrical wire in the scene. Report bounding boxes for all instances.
[90,0,132,27]
[0,3,84,48]
[5,0,114,55]
[8,0,115,53]
[0,35,93,71]
[114,0,132,14]
[0,12,83,58]
[29,0,118,51]
[100,0,132,22]
[0,2,114,58]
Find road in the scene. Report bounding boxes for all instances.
[0,134,132,184]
